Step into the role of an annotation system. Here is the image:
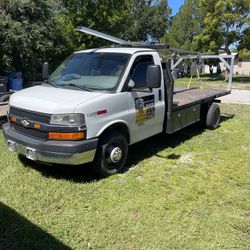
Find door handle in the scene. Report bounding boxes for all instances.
[158,89,162,101]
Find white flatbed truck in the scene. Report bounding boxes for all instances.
[2,29,231,177]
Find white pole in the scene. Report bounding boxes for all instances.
[228,55,235,91]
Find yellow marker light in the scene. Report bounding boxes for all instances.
[34,123,41,129]
[48,131,85,140]
[10,117,17,123]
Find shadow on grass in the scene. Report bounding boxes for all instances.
[220,113,235,123]
[124,124,209,171]
[19,156,102,183]
[9,114,235,182]
[18,125,207,182]
[0,202,71,250]
[232,76,250,83]
[123,113,234,171]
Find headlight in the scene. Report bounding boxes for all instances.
[50,114,85,126]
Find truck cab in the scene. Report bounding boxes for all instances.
[3,48,166,175]
[3,47,230,176]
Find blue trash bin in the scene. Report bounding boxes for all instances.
[8,72,23,91]
[8,78,23,91]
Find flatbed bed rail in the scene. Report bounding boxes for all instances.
[172,88,230,111]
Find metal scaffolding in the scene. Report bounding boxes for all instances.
[76,26,235,90]
[170,54,235,90]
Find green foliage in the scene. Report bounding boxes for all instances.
[0,0,171,80]
[195,0,250,54]
[162,0,202,50]
[49,13,78,70]
[238,29,250,58]
[0,0,52,78]
[239,49,250,59]
[61,0,132,48]
[164,0,250,54]
[62,0,171,44]
[124,0,171,42]
[238,26,250,54]
[0,0,77,81]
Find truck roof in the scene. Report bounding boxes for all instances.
[75,47,155,55]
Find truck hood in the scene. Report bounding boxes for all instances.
[10,85,105,114]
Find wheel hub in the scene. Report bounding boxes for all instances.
[109,147,122,163]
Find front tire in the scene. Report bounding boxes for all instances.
[94,131,128,177]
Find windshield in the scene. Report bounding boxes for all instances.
[48,52,130,91]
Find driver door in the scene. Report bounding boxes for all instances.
[127,54,164,143]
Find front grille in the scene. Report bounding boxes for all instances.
[10,107,51,124]
[10,107,50,140]
[12,123,48,140]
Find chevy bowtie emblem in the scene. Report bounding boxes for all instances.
[21,120,30,127]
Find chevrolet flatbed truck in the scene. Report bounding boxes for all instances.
[2,45,230,177]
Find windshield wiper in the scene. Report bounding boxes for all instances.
[84,85,107,91]
[62,83,93,92]
[43,81,58,88]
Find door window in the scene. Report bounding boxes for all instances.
[129,55,154,88]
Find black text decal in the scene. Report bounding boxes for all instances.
[135,95,155,125]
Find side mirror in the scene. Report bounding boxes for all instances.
[128,79,135,89]
[42,62,49,80]
[146,65,161,88]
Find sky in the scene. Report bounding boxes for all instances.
[168,0,184,15]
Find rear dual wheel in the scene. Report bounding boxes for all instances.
[94,131,128,177]
[202,103,221,130]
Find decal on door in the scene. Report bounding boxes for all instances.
[135,95,155,126]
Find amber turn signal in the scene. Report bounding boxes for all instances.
[10,117,17,122]
[34,123,41,129]
[48,131,85,140]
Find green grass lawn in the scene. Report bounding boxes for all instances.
[175,75,250,90]
[0,104,250,249]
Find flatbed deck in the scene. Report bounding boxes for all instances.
[173,88,230,111]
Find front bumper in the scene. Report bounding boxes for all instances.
[2,122,98,165]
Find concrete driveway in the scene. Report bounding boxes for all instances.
[218,90,250,105]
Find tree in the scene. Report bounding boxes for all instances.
[124,0,171,42]
[195,0,250,54]
[61,0,132,48]
[0,0,76,80]
[238,26,250,59]
[0,0,172,80]
[61,0,171,45]
[162,0,202,50]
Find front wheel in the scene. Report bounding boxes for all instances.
[93,131,128,177]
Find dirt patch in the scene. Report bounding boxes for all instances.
[178,152,195,164]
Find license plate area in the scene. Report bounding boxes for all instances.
[25,147,37,161]
[7,140,17,152]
